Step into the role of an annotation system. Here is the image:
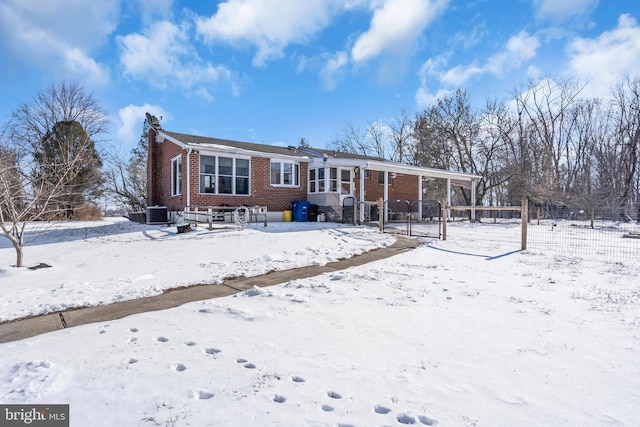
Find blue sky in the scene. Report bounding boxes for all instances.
[1,0,639,154]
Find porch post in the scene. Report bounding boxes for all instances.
[471,178,476,221]
[418,175,423,221]
[384,171,389,222]
[446,177,451,221]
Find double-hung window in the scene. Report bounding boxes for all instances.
[171,155,182,196]
[200,156,216,193]
[270,160,299,187]
[309,167,327,193]
[199,155,250,195]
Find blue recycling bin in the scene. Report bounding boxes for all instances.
[291,200,310,222]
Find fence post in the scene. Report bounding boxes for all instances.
[378,198,384,233]
[441,200,447,241]
[521,198,528,250]
[353,200,358,225]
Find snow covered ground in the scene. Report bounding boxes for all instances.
[1,218,639,426]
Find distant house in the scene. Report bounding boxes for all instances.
[146,119,480,222]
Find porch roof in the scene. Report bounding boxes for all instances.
[315,156,480,182]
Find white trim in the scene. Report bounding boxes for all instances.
[198,153,251,196]
[270,160,300,187]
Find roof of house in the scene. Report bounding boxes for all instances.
[159,129,481,181]
[163,131,309,158]
[162,131,387,161]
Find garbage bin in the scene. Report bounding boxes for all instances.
[283,210,293,222]
[291,201,310,222]
[308,204,319,222]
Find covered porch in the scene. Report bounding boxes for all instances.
[306,157,481,223]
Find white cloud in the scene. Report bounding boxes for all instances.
[0,0,117,86]
[136,0,175,26]
[486,30,540,75]
[415,56,451,108]
[567,14,640,97]
[117,104,171,147]
[415,30,540,108]
[118,21,236,98]
[533,0,598,22]
[415,86,452,108]
[195,0,341,66]
[320,51,348,91]
[440,64,484,87]
[425,30,540,89]
[351,0,449,63]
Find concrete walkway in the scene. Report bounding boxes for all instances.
[0,235,421,343]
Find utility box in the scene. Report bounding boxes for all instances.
[146,206,168,224]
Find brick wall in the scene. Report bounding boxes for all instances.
[148,131,309,212]
[357,170,420,202]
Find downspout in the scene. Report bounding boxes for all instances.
[186,148,192,208]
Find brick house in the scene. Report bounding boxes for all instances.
[146,119,480,222]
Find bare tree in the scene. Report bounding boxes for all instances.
[331,124,369,155]
[512,78,587,216]
[387,108,413,163]
[608,77,640,220]
[0,82,108,267]
[413,88,511,209]
[104,120,149,214]
[331,123,390,158]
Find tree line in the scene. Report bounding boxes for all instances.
[332,77,640,221]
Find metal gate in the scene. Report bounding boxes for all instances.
[381,199,442,238]
[408,200,442,238]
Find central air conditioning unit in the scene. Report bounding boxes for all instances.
[146,206,168,224]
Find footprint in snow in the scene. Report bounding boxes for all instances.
[327,391,342,399]
[191,390,214,400]
[321,404,334,412]
[397,413,416,424]
[129,328,138,333]
[156,336,169,342]
[273,394,286,403]
[374,405,391,414]
[396,413,437,425]
[184,341,197,346]
[419,415,437,425]
[291,376,305,383]
[171,363,187,372]
[203,348,221,355]
[236,358,247,363]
